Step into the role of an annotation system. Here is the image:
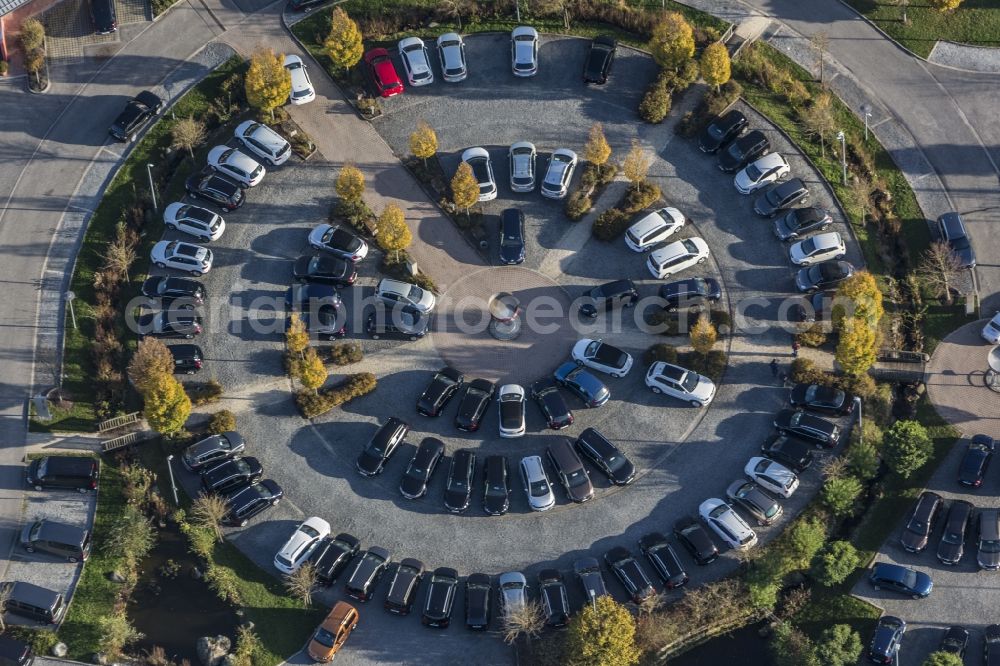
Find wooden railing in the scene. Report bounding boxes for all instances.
[101,430,153,453]
[97,411,142,433]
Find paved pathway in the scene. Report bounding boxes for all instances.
[925,320,1000,439]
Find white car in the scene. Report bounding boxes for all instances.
[151,240,213,276]
[398,36,434,86]
[234,120,291,166]
[541,148,577,200]
[645,361,716,407]
[789,232,846,266]
[375,277,436,313]
[734,153,789,194]
[284,54,315,105]
[498,384,526,438]
[624,207,686,252]
[273,516,330,574]
[646,237,710,279]
[744,457,800,498]
[498,571,527,616]
[571,339,633,378]
[519,455,555,512]
[508,141,536,193]
[699,498,758,551]
[982,312,1000,343]
[207,146,265,187]
[163,203,225,242]
[437,33,467,82]
[511,26,538,77]
[461,147,497,201]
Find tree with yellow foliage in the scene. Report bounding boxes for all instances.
[335,164,365,202]
[700,42,731,92]
[245,48,291,122]
[325,8,364,72]
[410,121,438,167]
[377,204,412,263]
[583,123,612,177]
[451,161,479,217]
[649,12,695,71]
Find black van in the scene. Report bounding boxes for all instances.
[25,456,98,493]
[20,519,92,562]
[2,582,66,624]
[0,636,33,666]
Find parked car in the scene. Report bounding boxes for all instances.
[309,533,361,586]
[384,558,424,615]
[571,339,633,378]
[645,361,716,407]
[483,455,511,516]
[511,26,539,76]
[519,455,556,512]
[900,491,943,553]
[987,625,1000,666]
[699,498,758,551]
[306,602,358,663]
[788,383,855,415]
[774,206,833,241]
[578,279,638,318]
[497,384,526,438]
[364,48,404,97]
[141,275,205,306]
[185,168,245,210]
[939,626,969,658]
[293,254,357,286]
[308,223,369,262]
[583,35,616,84]
[530,378,574,429]
[604,546,655,603]
[168,344,203,375]
[234,120,291,166]
[437,33,468,82]
[658,277,722,312]
[978,508,1000,570]
[759,434,813,472]
[90,0,117,33]
[795,260,855,293]
[365,304,430,341]
[356,418,409,477]
[464,573,492,630]
[508,142,536,193]
[182,432,245,471]
[283,54,315,104]
[283,283,341,312]
[734,153,789,194]
[444,449,476,513]
[136,311,202,339]
[869,562,932,598]
[789,233,845,269]
[639,532,688,589]
[421,567,459,628]
[399,438,444,500]
[624,207,686,252]
[546,439,593,503]
[274,516,330,574]
[754,178,809,217]
[344,547,392,601]
[726,480,782,526]
[698,110,748,153]
[744,457,799,498]
[499,208,526,265]
[938,212,976,268]
[376,277,436,313]
[718,130,770,173]
[207,146,265,187]
[553,362,610,407]
[498,571,527,617]
[108,90,162,142]
[0,635,33,666]
[151,240,213,276]
[200,456,263,495]
[868,615,906,665]
[222,479,282,527]
[417,367,464,417]
[937,499,973,565]
[462,147,498,202]
[982,311,1000,344]
[790,291,835,325]
[398,37,434,86]
[537,570,570,628]
[958,434,994,487]
[455,379,495,432]
[573,557,609,600]
[163,203,225,242]
[575,428,635,486]
[286,306,345,341]
[0,581,65,624]
[541,148,578,199]
[646,237,710,279]
[773,409,841,447]
[19,520,91,562]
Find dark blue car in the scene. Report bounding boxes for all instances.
[553,362,610,408]
[868,615,905,664]
[869,562,932,599]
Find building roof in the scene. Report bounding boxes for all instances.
[0,0,34,18]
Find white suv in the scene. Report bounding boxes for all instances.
[234,121,291,166]
[788,232,846,266]
[151,240,213,276]
[207,146,265,187]
[163,203,225,242]
[375,277,437,313]
[541,149,577,200]
[646,237,709,279]
[745,457,800,498]
[734,153,789,194]
[699,498,758,551]
[273,516,330,573]
[461,147,497,202]
[645,361,716,407]
[284,54,315,105]
[625,207,685,252]
[519,455,555,512]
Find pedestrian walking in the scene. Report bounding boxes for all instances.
[770,359,779,377]
[792,340,800,358]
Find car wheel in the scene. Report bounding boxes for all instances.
[835,253,845,260]
[34,485,43,491]
[78,486,89,494]
[690,400,703,407]
[25,546,34,553]
[697,257,707,264]
[268,157,277,166]
[200,236,211,243]
[575,359,585,367]
[911,594,921,600]
[409,335,418,341]
[210,165,218,172]
[166,223,178,231]
[371,333,380,340]
[155,262,166,269]
[625,298,636,308]
[184,334,194,339]
[186,369,196,375]
[651,387,662,394]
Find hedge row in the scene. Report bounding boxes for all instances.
[295,373,377,418]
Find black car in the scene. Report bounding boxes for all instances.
[795,260,855,293]
[90,0,117,34]
[658,277,722,312]
[790,290,835,325]
[288,306,345,341]
[760,434,813,473]
[417,367,464,417]
[774,206,833,241]
[986,624,1000,665]
[574,427,635,486]
[168,344,203,375]
[537,570,570,628]
[788,383,855,415]
[717,130,769,173]
[499,208,525,265]
[868,616,905,665]
[464,573,492,630]
[638,532,688,589]
[939,625,969,658]
[900,491,944,553]
[365,305,430,341]
[937,499,973,565]
[483,455,510,516]
[698,110,748,153]
[222,479,282,527]
[444,449,476,513]
[773,409,841,447]
[978,509,1000,571]
[583,35,616,84]
[578,279,639,318]
[25,456,98,493]
[399,437,445,500]
[673,516,719,565]
[344,546,391,602]
[185,169,245,211]
[309,532,360,586]
[200,456,263,495]
[384,558,424,615]
[137,311,203,339]
[604,546,655,603]
[292,254,357,286]
[959,434,994,487]
[938,212,976,268]
[0,636,32,666]
[141,276,206,306]
[553,363,610,408]
[530,378,574,430]
[284,283,342,312]
[455,379,495,432]
[108,91,162,142]
[546,439,594,503]
[754,178,809,218]
[182,431,245,471]
[573,557,608,600]
[356,418,410,477]
[726,480,782,527]
[422,567,459,628]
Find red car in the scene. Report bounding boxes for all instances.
[364,48,404,98]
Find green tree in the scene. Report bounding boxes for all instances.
[782,516,827,571]
[128,338,174,394]
[821,475,863,517]
[649,12,695,71]
[335,164,366,202]
[621,139,651,191]
[190,493,228,543]
[285,312,309,359]
[143,374,191,435]
[409,121,438,167]
[19,18,45,52]
[24,48,45,87]
[811,541,861,587]
[297,347,328,393]
[170,116,207,159]
[377,203,412,263]
[835,316,877,377]
[815,624,862,666]
[833,271,884,331]
[563,595,641,666]
[451,161,480,217]
[638,79,672,124]
[883,420,933,478]
[847,439,881,481]
[245,48,291,122]
[583,122,612,177]
[771,622,820,666]
[325,7,364,72]
[700,42,731,91]
[689,315,717,355]
[923,652,964,666]
[927,0,963,12]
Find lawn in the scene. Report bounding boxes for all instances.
[843,0,1000,58]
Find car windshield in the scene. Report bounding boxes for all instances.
[799,238,817,255]
[301,525,320,539]
[745,162,763,181]
[989,319,1000,333]
[530,479,550,497]
[708,123,724,139]
[566,469,589,488]
[981,539,1000,553]
[708,505,729,519]
[944,528,963,544]
[902,570,917,588]
[407,284,424,302]
[680,371,700,392]
[502,234,521,247]
[312,627,336,648]
[682,239,699,254]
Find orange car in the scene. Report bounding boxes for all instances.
[307,601,358,662]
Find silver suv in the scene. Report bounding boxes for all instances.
[519,455,555,511]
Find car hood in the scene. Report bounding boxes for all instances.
[733,168,757,192]
[357,450,382,473]
[900,530,929,551]
[499,241,524,263]
[399,475,425,497]
[690,376,716,402]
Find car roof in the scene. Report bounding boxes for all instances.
[749,152,787,170]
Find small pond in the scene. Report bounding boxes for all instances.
[669,622,775,666]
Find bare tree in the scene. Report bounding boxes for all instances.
[800,92,835,160]
[104,226,138,282]
[284,562,319,608]
[190,493,229,543]
[821,454,849,480]
[811,31,830,85]
[848,173,872,225]
[917,240,964,305]
[502,600,546,645]
[171,117,207,160]
[637,591,664,616]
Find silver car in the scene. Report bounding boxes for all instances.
[498,571,527,616]
[511,26,538,77]
[437,32,467,82]
[375,277,436,313]
[508,141,536,193]
[398,36,434,86]
[519,455,555,511]
[541,148,577,200]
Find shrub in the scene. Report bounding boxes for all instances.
[333,198,375,233]
[591,208,631,242]
[883,420,933,478]
[185,380,223,406]
[644,343,678,366]
[295,373,377,418]
[865,381,894,426]
[821,475,863,517]
[329,342,363,366]
[565,191,593,221]
[639,80,672,124]
[5,627,59,657]
[846,439,881,481]
[815,625,862,666]
[781,516,827,570]
[563,596,641,666]
[679,350,727,383]
[771,622,820,666]
[621,181,661,214]
[690,315,717,355]
[788,358,829,386]
[811,541,861,587]
[796,324,828,348]
[207,410,236,434]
